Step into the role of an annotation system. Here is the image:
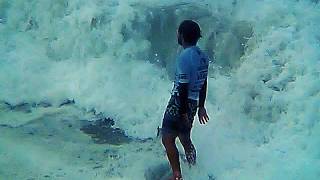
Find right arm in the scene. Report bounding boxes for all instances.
[176,54,192,127]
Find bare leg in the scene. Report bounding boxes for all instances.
[178,133,196,166]
[162,134,182,179]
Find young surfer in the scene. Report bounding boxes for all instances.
[161,20,210,180]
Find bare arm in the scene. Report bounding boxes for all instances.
[177,82,189,115]
[198,79,207,108]
[177,82,192,128]
[198,79,209,124]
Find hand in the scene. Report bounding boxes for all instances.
[198,107,209,124]
[181,113,191,128]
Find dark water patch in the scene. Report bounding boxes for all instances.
[37,101,52,108]
[80,118,131,145]
[9,102,32,113]
[0,98,82,114]
[6,111,84,141]
[1,101,132,145]
[0,124,13,128]
[137,137,154,143]
[93,165,103,169]
[144,163,171,180]
[59,99,75,107]
[1,101,11,108]
[208,174,216,180]
[0,100,52,113]
[1,100,136,147]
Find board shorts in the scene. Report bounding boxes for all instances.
[161,94,198,136]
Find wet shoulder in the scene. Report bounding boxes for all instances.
[178,46,209,65]
[178,48,192,65]
[179,48,193,59]
[191,46,210,65]
[179,46,200,61]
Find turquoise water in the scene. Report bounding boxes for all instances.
[0,0,320,179]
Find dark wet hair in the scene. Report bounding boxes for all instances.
[178,20,202,45]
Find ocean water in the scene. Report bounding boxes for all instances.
[0,0,320,179]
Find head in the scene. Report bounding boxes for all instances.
[177,20,202,47]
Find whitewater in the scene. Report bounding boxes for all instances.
[0,0,319,179]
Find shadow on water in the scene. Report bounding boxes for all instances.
[0,100,132,146]
[80,117,131,145]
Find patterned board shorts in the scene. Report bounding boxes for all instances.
[161,95,198,136]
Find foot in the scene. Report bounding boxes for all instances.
[171,171,183,180]
[171,176,183,180]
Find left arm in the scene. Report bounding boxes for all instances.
[198,79,209,124]
[198,79,207,108]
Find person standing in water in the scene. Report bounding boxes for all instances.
[161,20,210,180]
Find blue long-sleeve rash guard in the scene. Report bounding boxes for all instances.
[171,46,209,114]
